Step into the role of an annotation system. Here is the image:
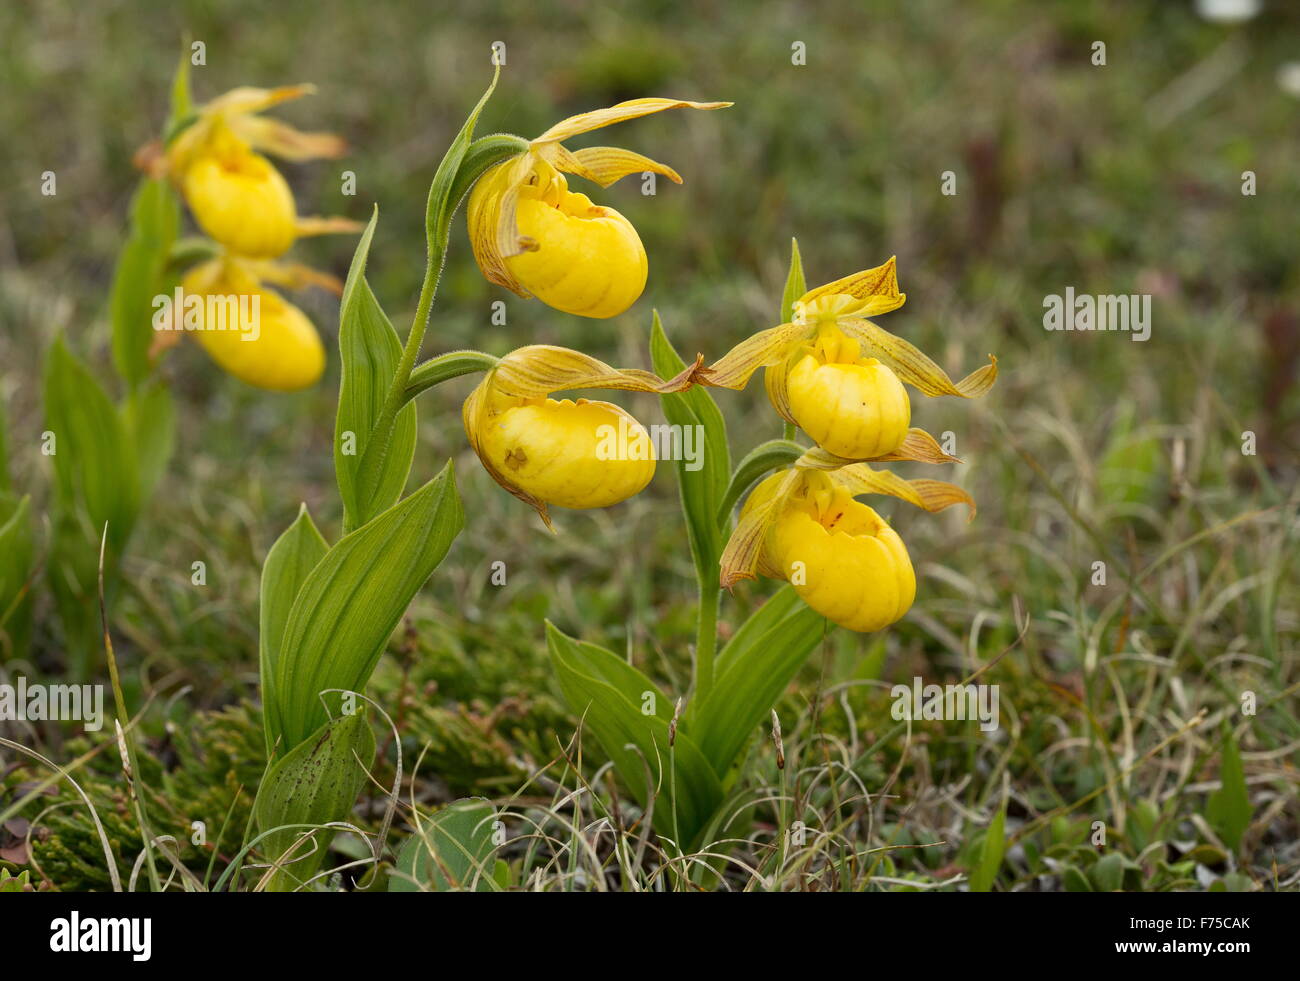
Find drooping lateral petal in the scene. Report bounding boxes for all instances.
[490,345,702,400]
[532,98,732,144]
[555,145,684,187]
[202,84,317,118]
[799,256,905,315]
[837,318,998,398]
[251,260,346,297]
[871,428,963,464]
[719,468,802,588]
[466,157,529,293]
[229,114,348,161]
[700,322,810,391]
[463,374,554,530]
[763,353,797,425]
[294,216,367,238]
[825,463,976,519]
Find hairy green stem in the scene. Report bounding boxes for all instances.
[404,350,499,404]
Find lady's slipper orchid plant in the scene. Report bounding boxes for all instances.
[704,254,995,633]
[227,68,1002,875]
[467,97,730,318]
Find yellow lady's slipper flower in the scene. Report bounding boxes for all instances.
[463,345,702,526]
[722,460,975,630]
[467,97,730,318]
[177,258,327,392]
[741,471,915,633]
[478,396,655,510]
[704,257,997,462]
[142,85,358,259]
[181,123,300,258]
[780,325,911,459]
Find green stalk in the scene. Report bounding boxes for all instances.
[404,350,500,404]
[356,132,526,514]
[695,579,720,700]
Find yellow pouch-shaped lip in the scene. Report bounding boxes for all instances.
[182,144,298,259]
[506,190,647,319]
[180,264,324,392]
[476,397,656,510]
[769,492,916,633]
[785,349,911,460]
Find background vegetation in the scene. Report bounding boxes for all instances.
[0,0,1296,890]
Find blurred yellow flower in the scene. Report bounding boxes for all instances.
[467,97,730,318]
[145,85,358,259]
[177,258,330,392]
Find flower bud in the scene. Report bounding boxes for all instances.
[469,160,647,319]
[180,263,324,391]
[474,396,655,509]
[181,126,298,259]
[741,471,915,632]
[782,327,910,459]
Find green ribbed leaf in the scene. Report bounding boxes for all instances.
[650,313,730,581]
[391,798,501,892]
[547,622,723,849]
[110,178,179,389]
[44,337,139,556]
[253,712,375,892]
[685,585,824,772]
[259,504,329,755]
[275,464,463,750]
[334,210,417,532]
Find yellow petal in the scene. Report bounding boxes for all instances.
[799,256,905,315]
[720,468,802,588]
[871,428,963,464]
[532,98,731,144]
[202,84,317,118]
[701,321,810,391]
[824,462,976,519]
[489,345,700,400]
[294,215,367,238]
[229,114,348,161]
[554,145,683,187]
[836,318,998,398]
[250,260,346,297]
[466,157,531,295]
